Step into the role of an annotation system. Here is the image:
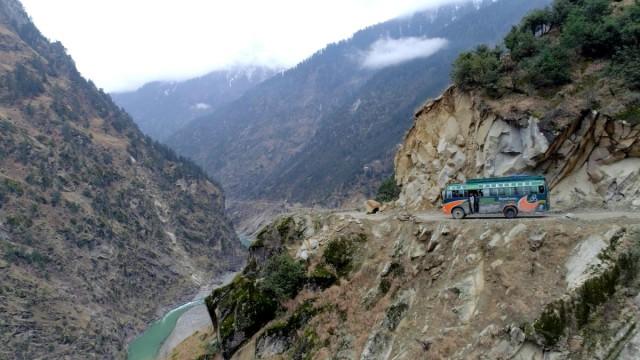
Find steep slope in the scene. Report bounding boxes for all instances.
[193,211,640,360]
[168,1,640,359]
[395,85,640,210]
[167,0,551,205]
[396,0,640,210]
[111,66,278,141]
[0,1,244,358]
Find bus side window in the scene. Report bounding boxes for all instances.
[452,190,461,198]
[504,187,513,196]
[539,185,546,194]
[490,188,498,197]
[446,190,452,199]
[517,186,526,195]
[529,186,538,194]
[497,188,505,196]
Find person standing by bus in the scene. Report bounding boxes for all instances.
[469,193,475,214]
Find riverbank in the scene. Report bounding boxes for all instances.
[127,272,238,360]
[156,272,237,359]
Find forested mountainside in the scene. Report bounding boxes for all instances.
[167,0,551,206]
[170,1,640,359]
[0,1,244,358]
[111,67,278,141]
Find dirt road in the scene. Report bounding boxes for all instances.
[344,209,640,223]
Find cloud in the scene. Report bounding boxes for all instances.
[21,0,468,91]
[361,37,448,69]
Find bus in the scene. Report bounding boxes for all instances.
[441,175,549,219]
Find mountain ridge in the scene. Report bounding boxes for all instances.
[166,0,552,206]
[112,66,278,140]
[0,1,244,358]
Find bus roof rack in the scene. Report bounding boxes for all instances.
[465,175,546,184]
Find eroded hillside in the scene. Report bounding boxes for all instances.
[395,84,640,211]
[396,0,640,211]
[0,0,244,358]
[190,210,640,360]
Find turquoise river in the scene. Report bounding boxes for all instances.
[127,299,203,360]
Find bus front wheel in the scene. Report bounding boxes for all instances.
[452,207,465,219]
[503,207,518,219]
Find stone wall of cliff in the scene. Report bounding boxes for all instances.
[395,85,640,210]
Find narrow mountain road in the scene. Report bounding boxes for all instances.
[342,209,640,222]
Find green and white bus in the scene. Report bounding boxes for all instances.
[442,175,549,219]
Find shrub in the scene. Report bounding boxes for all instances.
[51,191,61,207]
[3,179,24,196]
[451,45,502,95]
[307,264,337,289]
[4,244,50,269]
[260,253,307,300]
[8,63,45,99]
[323,234,367,277]
[522,45,572,87]
[452,0,640,92]
[505,27,542,61]
[521,8,554,36]
[375,176,401,203]
[561,11,619,58]
[612,47,640,90]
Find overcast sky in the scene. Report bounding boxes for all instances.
[21,0,467,92]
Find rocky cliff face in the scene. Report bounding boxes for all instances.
[185,57,640,360]
[395,84,640,210]
[193,210,640,360]
[0,1,244,358]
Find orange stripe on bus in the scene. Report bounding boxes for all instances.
[442,200,465,215]
[517,196,539,213]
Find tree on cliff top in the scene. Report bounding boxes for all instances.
[452,0,640,95]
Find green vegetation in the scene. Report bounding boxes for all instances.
[307,263,338,289]
[613,47,640,90]
[250,216,304,252]
[5,62,46,100]
[3,244,50,269]
[530,232,640,347]
[451,45,503,95]
[452,0,640,95]
[260,253,307,301]
[378,262,405,297]
[375,176,401,203]
[323,233,367,277]
[259,299,325,360]
[2,178,24,196]
[262,299,321,338]
[383,301,410,331]
[205,276,279,358]
[533,301,567,346]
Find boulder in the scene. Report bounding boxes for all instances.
[205,276,279,358]
[365,200,382,214]
[505,223,527,244]
[528,232,546,252]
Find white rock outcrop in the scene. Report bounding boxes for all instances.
[394,86,640,211]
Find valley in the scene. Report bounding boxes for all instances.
[0,0,639,359]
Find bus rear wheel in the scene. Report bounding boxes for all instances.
[452,207,465,220]
[503,207,518,219]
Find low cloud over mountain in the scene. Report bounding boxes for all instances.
[361,37,448,69]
